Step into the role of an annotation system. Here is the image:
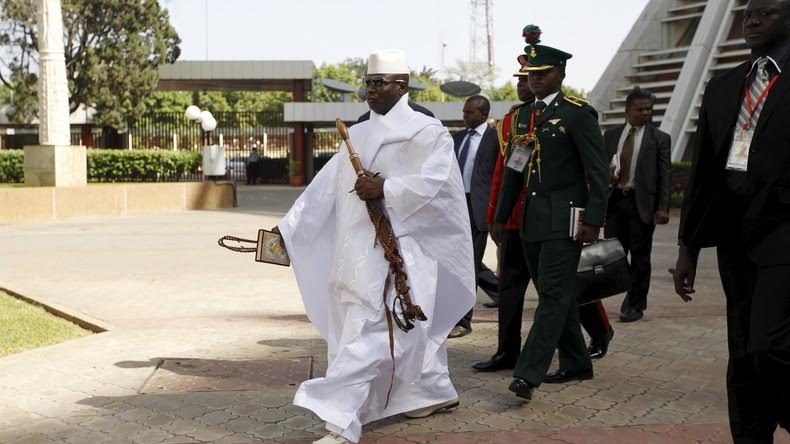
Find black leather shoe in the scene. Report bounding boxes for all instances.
[619,308,644,323]
[588,329,614,359]
[482,301,499,308]
[508,377,535,400]
[544,368,594,384]
[472,352,517,371]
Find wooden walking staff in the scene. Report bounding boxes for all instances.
[335,118,428,332]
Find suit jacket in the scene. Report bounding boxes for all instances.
[487,102,532,229]
[454,125,499,231]
[605,123,671,224]
[679,58,790,265]
[494,91,610,241]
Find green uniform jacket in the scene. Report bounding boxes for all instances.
[494,91,609,242]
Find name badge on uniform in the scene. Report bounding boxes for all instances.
[726,130,752,172]
[506,144,532,173]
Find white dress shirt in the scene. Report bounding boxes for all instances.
[459,121,489,193]
[536,91,560,108]
[612,122,646,189]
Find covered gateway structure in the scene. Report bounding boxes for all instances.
[155,60,313,184]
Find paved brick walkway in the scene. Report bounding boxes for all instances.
[0,186,787,444]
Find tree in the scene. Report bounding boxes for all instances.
[313,58,366,102]
[0,0,180,129]
[561,84,587,99]
[487,81,518,101]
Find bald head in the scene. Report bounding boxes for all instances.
[743,0,790,55]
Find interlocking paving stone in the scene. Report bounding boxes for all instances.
[3,203,790,443]
[140,358,312,394]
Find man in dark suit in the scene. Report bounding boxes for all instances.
[493,28,609,400]
[472,68,534,371]
[674,0,790,440]
[448,95,499,339]
[578,88,671,358]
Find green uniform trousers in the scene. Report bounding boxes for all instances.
[514,238,592,386]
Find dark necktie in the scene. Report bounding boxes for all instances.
[619,126,637,187]
[457,129,474,174]
[737,57,770,130]
[534,101,547,114]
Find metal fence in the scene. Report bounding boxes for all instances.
[1,112,354,184]
[312,128,342,175]
[130,111,291,183]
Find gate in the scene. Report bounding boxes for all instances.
[130,111,290,183]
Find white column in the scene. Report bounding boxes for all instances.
[24,0,87,187]
[36,0,71,146]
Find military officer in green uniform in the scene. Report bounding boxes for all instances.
[491,26,610,400]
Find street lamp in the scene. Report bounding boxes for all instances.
[185,106,217,145]
[185,106,223,179]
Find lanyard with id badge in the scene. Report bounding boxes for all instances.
[727,72,780,171]
[506,106,543,184]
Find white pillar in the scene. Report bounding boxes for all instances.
[24,0,87,187]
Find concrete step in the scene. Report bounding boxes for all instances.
[627,67,683,79]
[661,11,704,23]
[617,80,677,92]
[633,57,687,69]
[640,46,690,59]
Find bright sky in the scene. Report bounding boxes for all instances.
[160,0,650,92]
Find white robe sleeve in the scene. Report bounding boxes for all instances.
[381,126,476,339]
[277,153,341,338]
[382,129,457,231]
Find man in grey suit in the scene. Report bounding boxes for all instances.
[449,95,499,338]
[579,88,671,353]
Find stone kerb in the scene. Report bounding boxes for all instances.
[0,181,236,224]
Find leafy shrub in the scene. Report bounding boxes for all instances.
[0,150,24,183]
[87,149,201,182]
[0,149,201,183]
[671,162,692,208]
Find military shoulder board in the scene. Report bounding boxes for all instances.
[563,96,588,107]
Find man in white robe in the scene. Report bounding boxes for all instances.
[275,49,476,444]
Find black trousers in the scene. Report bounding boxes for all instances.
[718,239,790,443]
[579,190,654,337]
[577,300,612,341]
[458,194,489,329]
[515,238,590,386]
[497,229,532,357]
[605,190,656,312]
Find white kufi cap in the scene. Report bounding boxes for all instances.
[367,49,409,75]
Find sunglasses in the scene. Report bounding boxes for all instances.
[363,79,407,88]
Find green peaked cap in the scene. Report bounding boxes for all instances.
[521,24,573,72]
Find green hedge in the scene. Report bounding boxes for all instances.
[0,150,24,183]
[0,149,201,183]
[87,149,201,182]
[671,161,691,208]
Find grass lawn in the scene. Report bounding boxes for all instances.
[0,291,92,357]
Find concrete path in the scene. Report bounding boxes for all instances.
[0,185,787,444]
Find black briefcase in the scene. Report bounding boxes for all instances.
[575,238,630,306]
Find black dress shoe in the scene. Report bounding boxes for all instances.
[544,368,594,384]
[482,301,499,308]
[472,352,517,371]
[619,308,644,323]
[508,377,535,400]
[588,329,614,360]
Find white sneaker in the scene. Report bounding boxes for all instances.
[313,432,351,444]
[403,398,460,418]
